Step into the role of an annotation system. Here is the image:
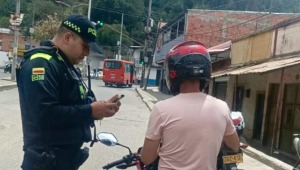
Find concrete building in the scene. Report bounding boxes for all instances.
[153,9,299,93]
[0,28,39,67]
[211,16,300,161]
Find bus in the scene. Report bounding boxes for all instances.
[102,59,136,87]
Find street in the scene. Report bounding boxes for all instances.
[0,79,275,169]
[0,68,10,79]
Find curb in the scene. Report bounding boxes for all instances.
[0,79,17,92]
[242,146,293,170]
[135,87,157,111]
[0,84,17,92]
[135,87,294,170]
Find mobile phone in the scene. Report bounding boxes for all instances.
[113,94,125,103]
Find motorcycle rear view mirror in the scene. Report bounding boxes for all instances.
[97,132,118,146]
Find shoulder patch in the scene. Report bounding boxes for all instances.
[30,53,52,61]
[32,67,45,81]
[32,67,45,75]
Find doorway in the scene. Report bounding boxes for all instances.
[253,92,265,140]
[263,84,279,147]
[234,86,244,112]
[279,84,300,154]
[214,82,227,101]
[156,69,161,86]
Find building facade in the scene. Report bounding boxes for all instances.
[211,17,300,160]
[154,9,299,93]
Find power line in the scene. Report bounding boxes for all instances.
[100,25,144,46]
[153,0,250,32]
[92,6,145,19]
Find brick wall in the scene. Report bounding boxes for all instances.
[0,32,39,52]
[186,10,298,47]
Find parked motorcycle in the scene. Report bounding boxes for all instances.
[98,112,246,170]
[4,63,11,73]
[293,134,300,170]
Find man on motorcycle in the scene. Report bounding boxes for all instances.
[141,41,240,170]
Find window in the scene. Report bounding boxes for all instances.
[125,63,131,73]
[105,61,121,69]
[25,44,30,50]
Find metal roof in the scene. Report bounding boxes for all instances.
[212,55,300,77]
[154,35,184,63]
[208,41,231,54]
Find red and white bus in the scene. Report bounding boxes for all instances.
[102,59,136,87]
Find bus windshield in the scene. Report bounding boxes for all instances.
[105,61,121,69]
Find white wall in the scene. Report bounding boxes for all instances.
[238,74,267,131]
[276,21,300,56]
[0,51,8,67]
[88,55,102,69]
[145,68,157,80]
[132,49,142,63]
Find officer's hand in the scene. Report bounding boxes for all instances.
[90,95,121,120]
[107,94,122,108]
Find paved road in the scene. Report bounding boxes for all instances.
[0,79,275,169]
[0,68,10,79]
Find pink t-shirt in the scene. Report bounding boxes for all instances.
[145,93,236,170]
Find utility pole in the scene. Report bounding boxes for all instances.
[140,0,152,88]
[83,0,92,78]
[30,1,35,49]
[270,0,273,13]
[117,13,124,60]
[88,0,92,20]
[11,0,21,81]
[144,21,160,90]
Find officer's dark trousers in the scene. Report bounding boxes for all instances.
[21,146,82,170]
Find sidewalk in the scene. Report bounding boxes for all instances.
[135,87,294,170]
[0,77,17,92]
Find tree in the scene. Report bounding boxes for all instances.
[1,0,300,50]
[0,0,15,17]
[96,23,131,49]
[92,0,145,44]
[0,16,9,28]
[21,0,89,40]
[33,13,61,41]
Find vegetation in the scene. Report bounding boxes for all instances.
[1,0,300,56]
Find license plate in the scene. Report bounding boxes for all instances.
[222,154,243,164]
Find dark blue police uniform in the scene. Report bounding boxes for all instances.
[17,15,97,170]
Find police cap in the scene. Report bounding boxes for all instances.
[61,15,96,43]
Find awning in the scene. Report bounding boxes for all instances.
[212,56,300,78]
[154,35,184,63]
[208,41,231,54]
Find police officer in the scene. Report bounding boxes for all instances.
[17,15,121,170]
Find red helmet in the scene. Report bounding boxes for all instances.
[165,41,211,95]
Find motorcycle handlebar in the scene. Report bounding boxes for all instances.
[102,155,134,169]
[103,158,126,169]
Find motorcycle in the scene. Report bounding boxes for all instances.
[4,63,11,73]
[293,134,300,170]
[97,133,157,170]
[98,111,246,170]
[217,111,247,170]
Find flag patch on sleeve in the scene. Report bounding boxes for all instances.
[32,67,45,75]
